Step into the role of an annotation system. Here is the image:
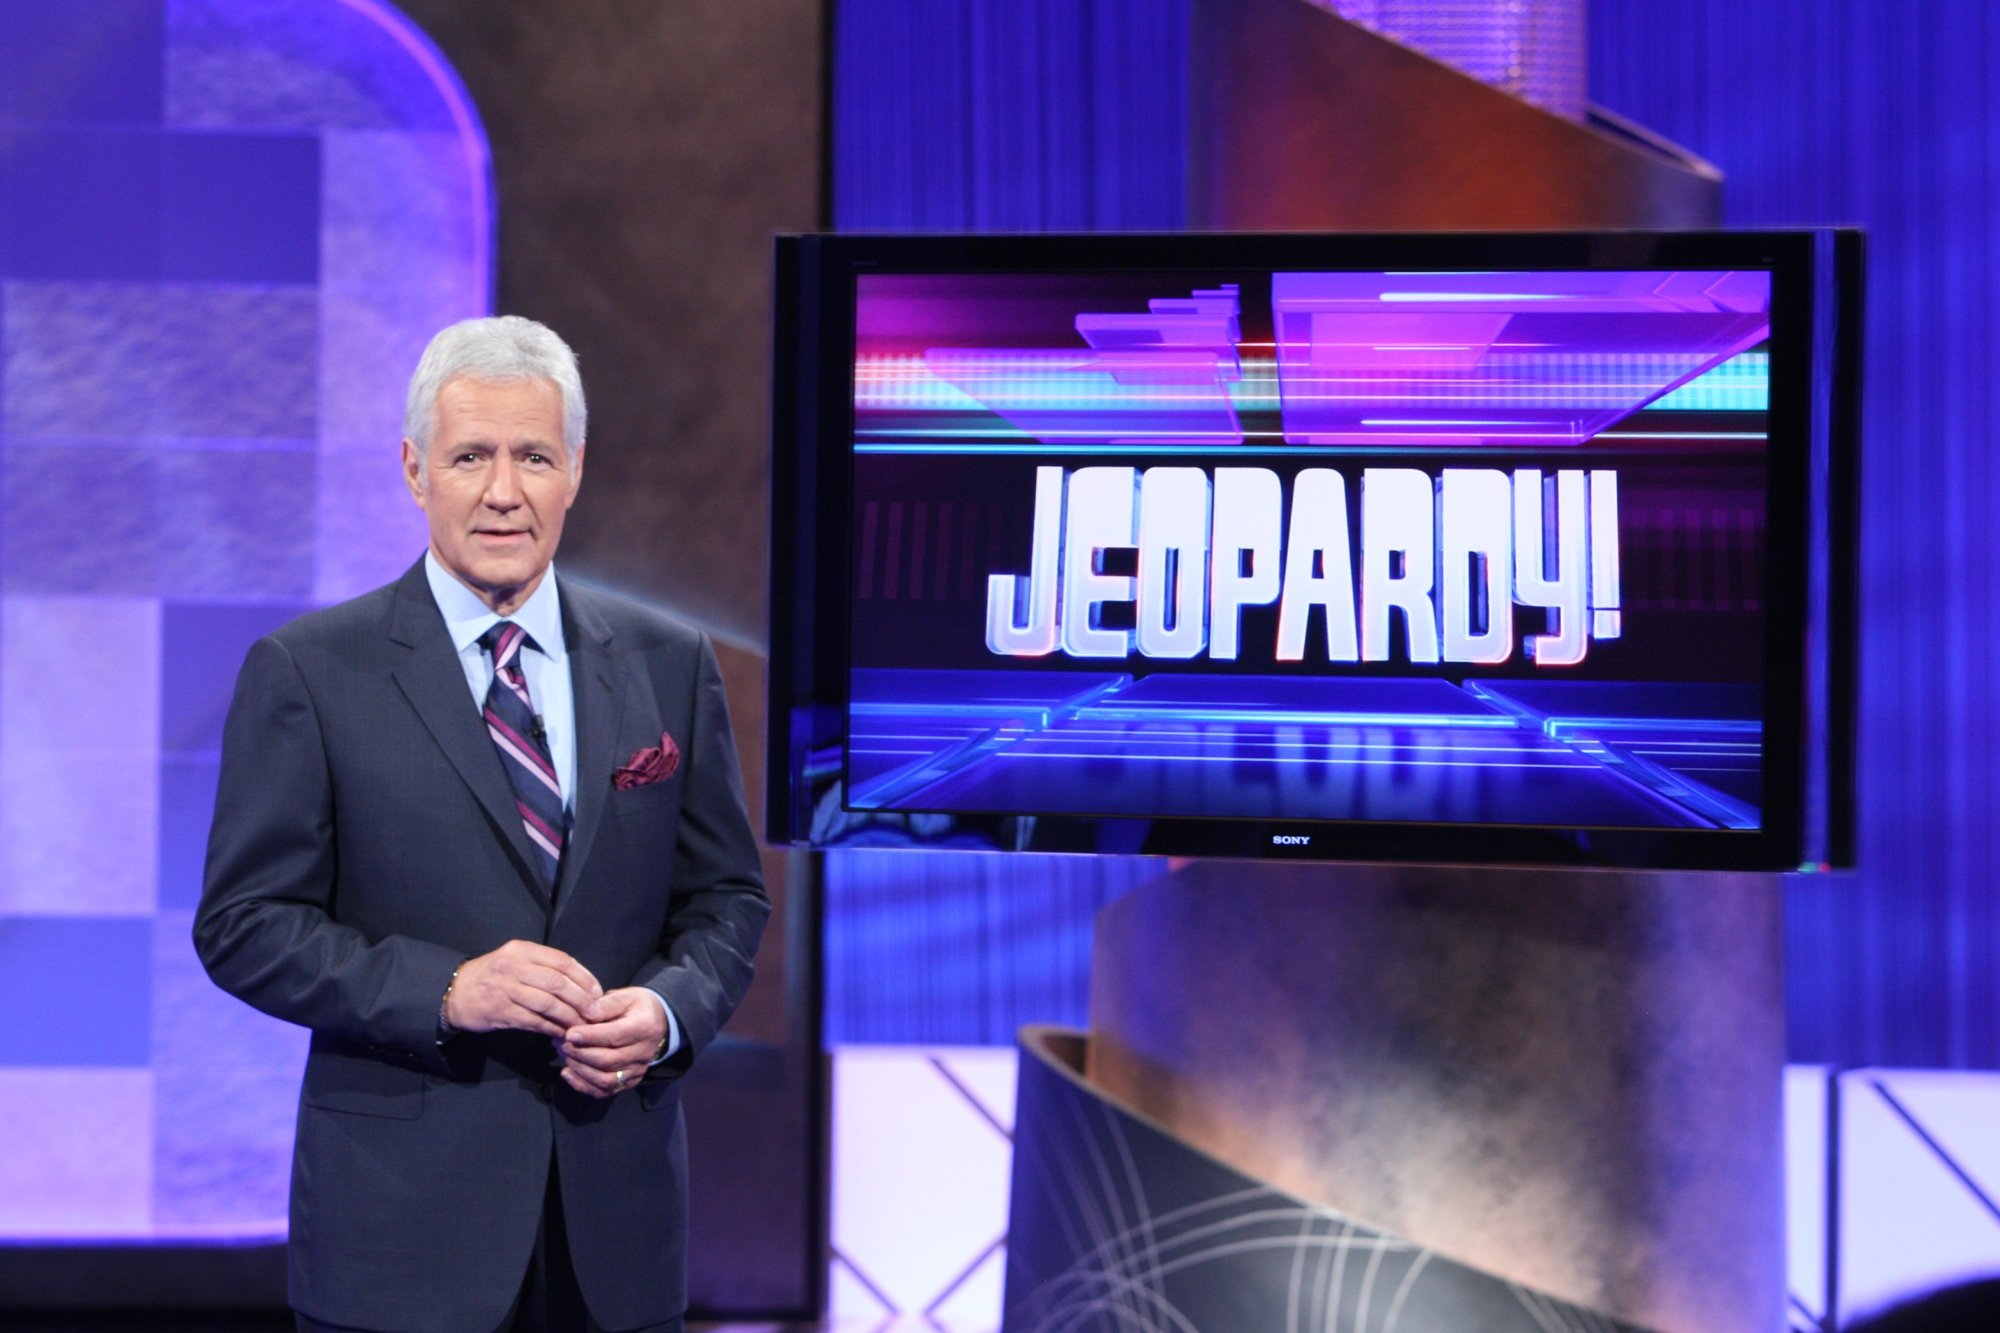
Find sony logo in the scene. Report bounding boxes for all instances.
[1272,834,1312,846]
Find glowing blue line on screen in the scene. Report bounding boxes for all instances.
[851,441,1759,455]
[1360,418,1570,427]
[852,702,1056,722]
[1077,707,1514,728]
[1000,753,1594,768]
[1379,292,1567,301]
[1623,739,1761,749]
[1600,431,1768,441]
[1544,717,1760,740]
[1014,733,1549,755]
[857,428,1249,438]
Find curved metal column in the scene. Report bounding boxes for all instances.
[1006,1025,1648,1333]
[1084,864,1785,1333]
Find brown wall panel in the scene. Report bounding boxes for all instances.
[1190,0,1720,230]
[394,0,822,644]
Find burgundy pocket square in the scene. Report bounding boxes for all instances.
[613,733,680,789]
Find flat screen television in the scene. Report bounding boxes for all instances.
[768,231,1860,871]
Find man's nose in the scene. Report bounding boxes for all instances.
[484,452,522,508]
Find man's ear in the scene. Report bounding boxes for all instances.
[567,442,586,507]
[402,438,427,508]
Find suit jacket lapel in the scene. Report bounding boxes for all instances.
[553,577,624,926]
[387,561,553,914]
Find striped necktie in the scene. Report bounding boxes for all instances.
[478,621,566,889]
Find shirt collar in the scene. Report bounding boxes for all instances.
[424,551,567,661]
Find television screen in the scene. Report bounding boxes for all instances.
[769,232,1859,870]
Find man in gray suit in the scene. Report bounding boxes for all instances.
[196,316,769,1333]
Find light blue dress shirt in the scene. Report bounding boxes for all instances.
[423,552,680,1062]
[425,551,577,809]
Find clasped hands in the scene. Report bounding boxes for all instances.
[442,940,663,1099]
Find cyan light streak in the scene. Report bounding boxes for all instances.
[1648,351,1768,410]
[853,349,1771,434]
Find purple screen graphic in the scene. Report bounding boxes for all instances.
[845,270,1772,834]
[924,285,1247,445]
[1269,269,1770,445]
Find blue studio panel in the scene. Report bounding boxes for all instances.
[1591,0,2000,1069]
[0,0,491,1239]
[0,918,153,1066]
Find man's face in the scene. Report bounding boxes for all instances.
[403,375,584,615]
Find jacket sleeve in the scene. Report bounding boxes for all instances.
[193,635,463,1062]
[632,633,773,1075]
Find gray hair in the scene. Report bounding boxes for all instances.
[404,315,587,465]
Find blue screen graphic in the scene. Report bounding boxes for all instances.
[842,270,1774,832]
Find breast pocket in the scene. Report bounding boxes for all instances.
[301,1052,426,1120]
[610,778,679,821]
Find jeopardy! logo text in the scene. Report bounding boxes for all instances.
[986,464,1623,667]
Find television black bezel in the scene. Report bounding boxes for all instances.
[768,229,1861,871]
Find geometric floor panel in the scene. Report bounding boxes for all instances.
[831,1047,1015,1331]
[1834,1069,2000,1326]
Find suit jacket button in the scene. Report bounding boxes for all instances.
[536,1082,555,1103]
